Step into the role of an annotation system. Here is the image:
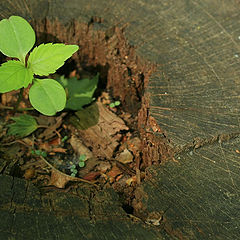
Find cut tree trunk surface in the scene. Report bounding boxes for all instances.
[1,0,240,239]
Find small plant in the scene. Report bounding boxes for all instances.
[109,100,121,108]
[7,114,38,137]
[31,149,47,158]
[69,154,86,177]
[0,16,79,116]
[56,74,98,110]
[70,164,78,177]
[61,135,68,143]
[78,154,86,168]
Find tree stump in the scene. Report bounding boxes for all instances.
[0,0,240,239]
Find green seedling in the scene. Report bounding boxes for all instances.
[31,149,47,158]
[56,74,98,110]
[0,16,79,116]
[78,154,86,168]
[109,100,121,108]
[8,114,38,137]
[61,136,68,142]
[70,165,78,177]
[69,154,86,177]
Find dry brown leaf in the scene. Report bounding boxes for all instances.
[40,156,97,188]
[70,135,93,159]
[107,166,122,178]
[83,171,101,181]
[115,174,123,182]
[115,149,133,164]
[48,137,61,146]
[48,168,75,188]
[24,168,36,180]
[52,147,67,153]
[39,142,52,152]
[38,113,67,140]
[126,175,137,186]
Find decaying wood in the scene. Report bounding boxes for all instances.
[1,0,240,239]
[71,102,129,159]
[0,174,164,240]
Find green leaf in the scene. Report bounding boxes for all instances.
[114,101,121,106]
[79,154,86,161]
[0,60,33,92]
[71,169,78,174]
[70,165,76,170]
[28,43,79,76]
[61,136,68,142]
[109,103,115,108]
[32,150,47,157]
[8,114,38,137]
[78,161,85,168]
[29,79,66,116]
[56,74,98,110]
[0,16,35,63]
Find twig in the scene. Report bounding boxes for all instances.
[14,88,24,110]
[0,104,34,111]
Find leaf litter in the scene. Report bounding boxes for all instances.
[0,70,144,209]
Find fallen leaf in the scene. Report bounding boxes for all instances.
[83,171,101,181]
[40,156,96,188]
[38,113,67,140]
[24,168,36,180]
[96,161,111,173]
[48,168,75,188]
[48,137,61,146]
[126,175,137,186]
[39,142,52,152]
[52,147,67,153]
[70,135,93,159]
[107,166,122,178]
[127,137,141,153]
[116,149,133,164]
[116,174,123,182]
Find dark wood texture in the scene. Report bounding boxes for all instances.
[1,0,240,239]
[0,175,164,240]
[134,137,240,239]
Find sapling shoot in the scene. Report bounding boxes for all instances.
[0,16,79,116]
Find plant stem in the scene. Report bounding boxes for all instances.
[0,104,34,111]
[14,88,24,111]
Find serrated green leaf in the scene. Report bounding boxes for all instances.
[8,114,38,137]
[0,60,33,93]
[0,16,35,63]
[29,79,66,116]
[28,43,79,76]
[56,74,98,110]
